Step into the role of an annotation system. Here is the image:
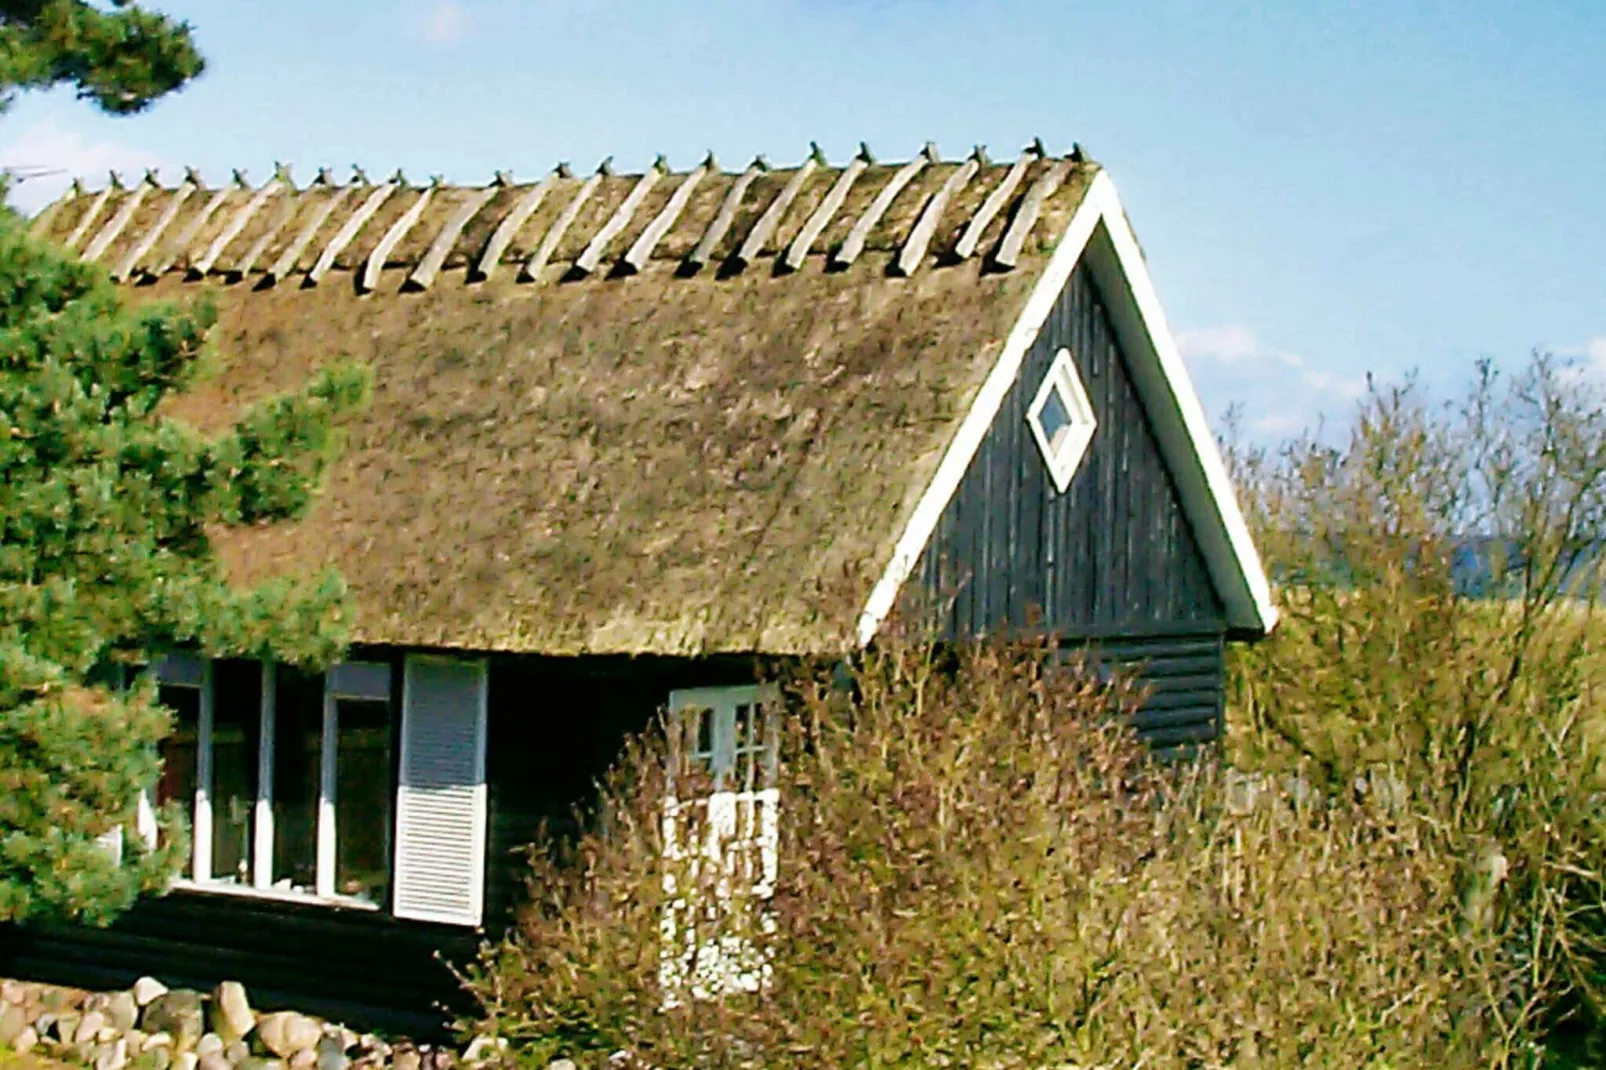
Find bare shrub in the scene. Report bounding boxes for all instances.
[466,640,1530,1067]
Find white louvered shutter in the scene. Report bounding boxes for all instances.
[394,656,488,926]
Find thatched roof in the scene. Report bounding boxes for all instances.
[28,144,1146,655]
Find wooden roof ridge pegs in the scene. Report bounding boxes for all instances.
[360,174,439,294]
[28,177,83,237]
[620,152,712,274]
[113,170,200,281]
[832,142,937,269]
[83,169,159,263]
[307,167,402,286]
[264,167,356,286]
[573,154,666,276]
[233,166,316,278]
[993,152,1076,269]
[519,157,607,283]
[409,174,503,290]
[191,163,290,278]
[734,143,822,267]
[63,172,121,252]
[475,164,564,282]
[952,140,1043,261]
[685,154,766,271]
[147,170,237,277]
[894,145,983,277]
[783,142,872,272]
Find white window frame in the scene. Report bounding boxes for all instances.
[1025,346,1098,493]
[150,654,393,911]
[660,683,781,1005]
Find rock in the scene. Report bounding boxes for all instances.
[100,1027,125,1043]
[53,1012,81,1043]
[238,1059,287,1070]
[0,1001,29,1048]
[460,1038,506,1067]
[210,983,254,1045]
[143,1032,175,1051]
[133,978,170,1008]
[357,1035,389,1060]
[392,1045,422,1070]
[546,1061,576,1070]
[289,1050,317,1070]
[105,990,140,1032]
[0,980,24,1006]
[173,1053,200,1070]
[127,1030,149,1050]
[76,1010,109,1045]
[12,1027,39,1055]
[142,991,206,1051]
[257,1014,321,1059]
[224,1040,250,1065]
[315,1048,350,1070]
[196,1054,232,1070]
[135,1046,174,1070]
[423,1049,455,1070]
[322,1027,359,1054]
[196,1034,225,1059]
[94,1036,130,1070]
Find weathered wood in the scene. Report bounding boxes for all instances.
[474,169,560,282]
[832,146,934,268]
[192,169,287,277]
[307,177,400,286]
[518,163,605,283]
[113,179,196,281]
[782,152,867,271]
[734,152,819,266]
[63,178,119,252]
[232,180,304,277]
[573,159,663,276]
[266,176,357,285]
[83,176,154,263]
[993,157,1075,269]
[953,150,1037,261]
[409,183,500,290]
[28,180,79,238]
[894,153,981,276]
[148,179,234,277]
[621,158,710,273]
[685,157,764,269]
[360,183,436,293]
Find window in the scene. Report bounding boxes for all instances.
[660,684,780,1004]
[149,655,396,909]
[1026,346,1097,493]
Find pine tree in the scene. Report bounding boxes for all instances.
[0,3,370,924]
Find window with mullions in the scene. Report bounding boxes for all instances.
[661,684,780,1004]
[150,655,395,908]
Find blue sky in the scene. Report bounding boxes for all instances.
[0,0,1600,440]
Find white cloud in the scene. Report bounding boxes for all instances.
[1590,336,1606,367]
[0,120,167,215]
[415,0,473,45]
[1300,368,1369,401]
[1174,323,1302,368]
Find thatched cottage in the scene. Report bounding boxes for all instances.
[2,141,1276,1032]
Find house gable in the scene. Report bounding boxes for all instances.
[913,260,1224,639]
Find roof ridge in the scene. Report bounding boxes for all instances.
[33,140,1099,291]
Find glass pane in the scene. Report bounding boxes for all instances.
[272,669,322,895]
[156,685,200,876]
[334,698,392,905]
[1039,386,1073,453]
[209,661,261,885]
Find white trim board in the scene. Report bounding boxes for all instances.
[855,169,1277,644]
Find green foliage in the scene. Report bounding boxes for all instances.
[0,216,369,925]
[467,642,1534,1068]
[0,1,203,115]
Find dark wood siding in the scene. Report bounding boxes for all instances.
[1064,632,1226,755]
[914,262,1224,639]
[0,892,474,1038]
[484,653,777,927]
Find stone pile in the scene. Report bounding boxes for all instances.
[0,977,505,1070]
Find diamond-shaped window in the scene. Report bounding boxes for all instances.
[1026,347,1096,493]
